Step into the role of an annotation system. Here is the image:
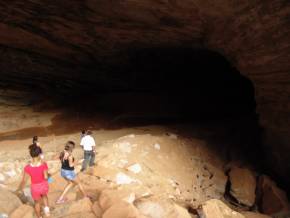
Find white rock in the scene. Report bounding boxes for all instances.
[168,133,178,139]
[154,143,161,150]
[4,169,16,177]
[141,192,151,197]
[169,179,177,187]
[0,173,5,182]
[118,159,129,168]
[116,173,136,185]
[137,201,165,218]
[23,187,33,203]
[127,163,142,174]
[175,188,181,195]
[118,142,132,153]
[127,193,136,203]
[198,199,244,218]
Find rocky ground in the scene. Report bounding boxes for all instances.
[0,96,289,218]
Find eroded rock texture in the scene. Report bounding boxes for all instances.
[0,1,289,183]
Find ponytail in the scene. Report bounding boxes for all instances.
[32,136,38,144]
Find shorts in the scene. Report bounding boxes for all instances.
[61,169,76,181]
[31,181,49,200]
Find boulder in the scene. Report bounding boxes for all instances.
[229,167,256,206]
[14,187,33,204]
[116,172,139,185]
[89,165,119,181]
[22,187,34,204]
[102,201,141,218]
[136,198,192,218]
[117,184,152,200]
[60,212,97,218]
[241,211,271,218]
[9,204,34,218]
[168,204,192,218]
[270,211,290,218]
[52,197,93,218]
[136,200,165,218]
[0,188,22,214]
[78,173,113,196]
[257,175,289,215]
[99,189,135,211]
[92,201,103,218]
[193,163,228,202]
[198,199,245,218]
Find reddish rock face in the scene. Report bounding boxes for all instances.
[257,175,289,215]
[0,1,289,186]
[229,167,256,207]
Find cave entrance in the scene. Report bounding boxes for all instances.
[10,47,261,165]
[59,47,260,166]
[96,47,261,166]
[54,47,257,126]
[105,47,258,123]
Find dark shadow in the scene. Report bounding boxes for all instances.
[48,47,258,122]
[0,47,263,165]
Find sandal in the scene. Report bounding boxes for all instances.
[56,197,67,204]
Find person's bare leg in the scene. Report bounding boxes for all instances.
[42,195,49,207]
[42,195,50,216]
[58,182,73,201]
[34,199,42,218]
[73,178,87,197]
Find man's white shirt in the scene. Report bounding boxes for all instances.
[80,135,96,151]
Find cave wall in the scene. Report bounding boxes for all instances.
[203,0,290,184]
[0,0,289,182]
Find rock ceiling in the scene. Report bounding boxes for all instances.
[0,0,289,183]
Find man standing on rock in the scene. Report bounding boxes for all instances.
[80,130,96,172]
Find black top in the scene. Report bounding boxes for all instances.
[61,157,74,171]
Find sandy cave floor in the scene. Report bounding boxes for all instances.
[3,96,279,218]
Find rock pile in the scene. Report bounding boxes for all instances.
[0,134,289,217]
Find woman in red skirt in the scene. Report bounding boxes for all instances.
[17,143,50,218]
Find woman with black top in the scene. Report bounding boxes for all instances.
[56,141,87,204]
